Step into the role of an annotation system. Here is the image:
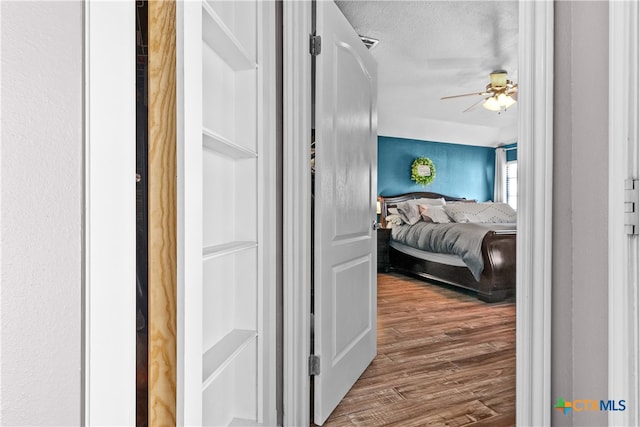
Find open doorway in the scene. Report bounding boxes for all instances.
[317,3,517,424]
[285,0,554,425]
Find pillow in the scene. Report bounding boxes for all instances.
[419,204,452,224]
[384,214,404,227]
[395,201,422,225]
[387,207,399,215]
[447,199,477,204]
[444,202,517,223]
[394,197,445,225]
[411,197,446,207]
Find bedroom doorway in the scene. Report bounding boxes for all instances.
[284,0,554,425]
[315,1,516,424]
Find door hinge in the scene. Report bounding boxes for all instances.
[309,354,320,376]
[310,35,322,56]
[625,179,639,235]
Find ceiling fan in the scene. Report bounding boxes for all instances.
[441,70,518,112]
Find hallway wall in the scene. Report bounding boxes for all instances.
[552,1,609,426]
[0,2,84,425]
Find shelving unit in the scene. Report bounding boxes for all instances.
[202,329,256,389]
[190,1,264,425]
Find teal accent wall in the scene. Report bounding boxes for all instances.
[378,136,496,202]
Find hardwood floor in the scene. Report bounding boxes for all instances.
[321,272,515,427]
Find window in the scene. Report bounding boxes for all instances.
[506,160,517,209]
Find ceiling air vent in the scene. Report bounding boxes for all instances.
[359,35,379,51]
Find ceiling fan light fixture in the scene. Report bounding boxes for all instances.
[441,70,517,112]
[482,96,502,111]
[482,93,516,112]
[498,93,516,109]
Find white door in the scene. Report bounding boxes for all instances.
[178,1,276,426]
[313,2,378,424]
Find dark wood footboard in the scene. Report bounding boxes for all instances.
[477,231,516,302]
[389,231,516,302]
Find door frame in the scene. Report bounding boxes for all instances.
[84,1,137,424]
[282,2,313,425]
[609,1,639,425]
[282,1,555,425]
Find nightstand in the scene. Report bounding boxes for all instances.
[377,228,392,272]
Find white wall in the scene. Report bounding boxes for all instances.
[0,2,84,425]
[552,1,609,426]
[552,1,574,424]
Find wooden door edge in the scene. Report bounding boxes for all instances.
[148,0,178,424]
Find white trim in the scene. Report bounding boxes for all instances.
[516,0,553,425]
[609,1,639,425]
[84,1,137,424]
[176,1,204,424]
[282,0,554,425]
[516,0,553,424]
[256,1,278,425]
[282,1,312,425]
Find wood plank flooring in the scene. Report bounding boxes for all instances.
[320,272,515,427]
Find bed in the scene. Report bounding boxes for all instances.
[379,192,516,302]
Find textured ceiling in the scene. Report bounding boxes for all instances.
[335,0,519,147]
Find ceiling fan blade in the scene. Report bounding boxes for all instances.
[463,97,486,113]
[440,92,489,100]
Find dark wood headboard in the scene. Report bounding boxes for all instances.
[378,192,472,228]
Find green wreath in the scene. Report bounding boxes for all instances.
[411,157,436,186]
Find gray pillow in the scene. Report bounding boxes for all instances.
[419,204,452,223]
[444,202,517,223]
[395,201,422,225]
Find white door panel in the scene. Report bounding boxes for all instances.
[314,1,378,424]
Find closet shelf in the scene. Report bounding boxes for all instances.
[203,128,257,159]
[203,241,257,261]
[202,329,257,391]
[202,2,256,71]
